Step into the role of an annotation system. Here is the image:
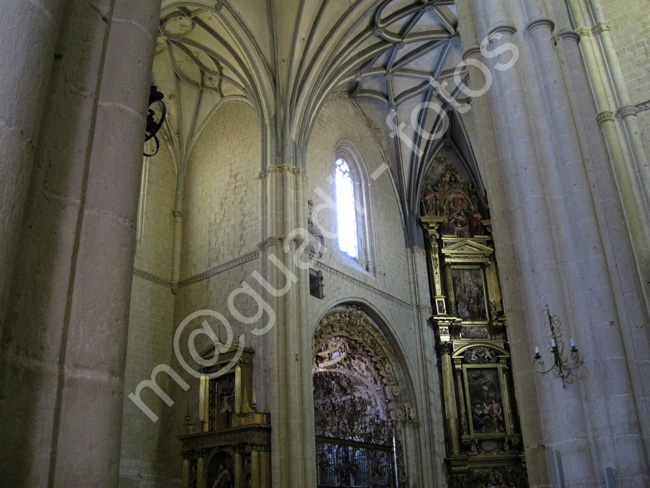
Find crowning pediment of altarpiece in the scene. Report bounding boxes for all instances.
[440,238,494,263]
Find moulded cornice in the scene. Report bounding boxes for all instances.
[259,164,305,178]
[637,100,650,113]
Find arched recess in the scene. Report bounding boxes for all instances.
[312,304,417,488]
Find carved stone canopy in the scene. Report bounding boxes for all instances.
[313,306,401,401]
[312,306,409,463]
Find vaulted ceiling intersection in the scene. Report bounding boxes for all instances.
[155,0,469,244]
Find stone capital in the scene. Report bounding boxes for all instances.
[596,111,615,127]
[618,105,638,119]
[526,18,555,35]
[555,29,581,44]
[488,24,517,40]
[593,22,611,36]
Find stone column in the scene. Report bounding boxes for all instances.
[0,0,66,333]
[457,1,553,484]
[264,164,316,487]
[549,0,650,475]
[518,2,649,485]
[587,1,650,198]
[0,1,161,486]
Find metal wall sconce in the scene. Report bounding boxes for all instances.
[144,81,166,157]
[532,305,583,388]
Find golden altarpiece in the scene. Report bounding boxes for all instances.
[179,344,271,488]
[421,166,528,487]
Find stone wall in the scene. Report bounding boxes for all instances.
[305,95,416,352]
[121,100,265,485]
[182,101,262,277]
[305,96,442,483]
[120,144,177,488]
[166,101,264,481]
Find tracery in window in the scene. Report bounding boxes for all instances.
[335,158,359,258]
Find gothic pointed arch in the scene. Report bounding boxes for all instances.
[312,305,415,488]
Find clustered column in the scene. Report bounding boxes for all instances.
[568,0,650,309]
[262,163,317,487]
[457,0,650,485]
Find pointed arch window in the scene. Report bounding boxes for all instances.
[331,145,377,274]
[335,158,359,258]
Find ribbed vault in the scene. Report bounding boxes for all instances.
[155,0,470,244]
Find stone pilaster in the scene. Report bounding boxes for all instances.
[410,246,446,485]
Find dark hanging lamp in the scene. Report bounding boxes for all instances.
[144,82,166,157]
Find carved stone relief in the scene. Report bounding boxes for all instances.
[313,306,410,488]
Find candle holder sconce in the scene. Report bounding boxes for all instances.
[532,305,583,388]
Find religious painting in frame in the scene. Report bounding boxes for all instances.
[435,298,447,315]
[463,366,507,436]
[450,266,488,322]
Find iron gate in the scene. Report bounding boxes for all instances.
[316,435,397,488]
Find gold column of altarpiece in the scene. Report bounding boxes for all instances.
[179,344,271,488]
[421,215,528,488]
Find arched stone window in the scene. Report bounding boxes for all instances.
[335,158,358,258]
[334,142,376,273]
